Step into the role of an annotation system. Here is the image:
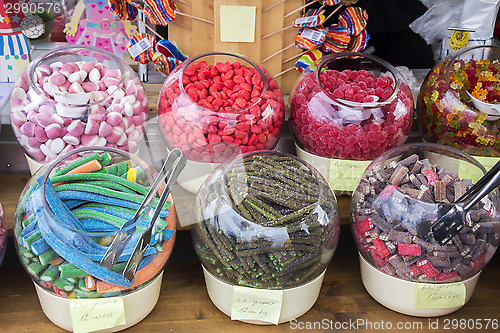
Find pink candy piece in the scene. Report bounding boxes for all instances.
[49,73,66,86]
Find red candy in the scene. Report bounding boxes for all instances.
[290,68,413,160]
[417,259,440,278]
[158,58,285,163]
[371,237,391,258]
[397,243,422,256]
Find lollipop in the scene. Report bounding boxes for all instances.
[127,0,176,25]
[293,8,326,28]
[320,0,341,5]
[153,53,182,76]
[156,39,188,62]
[338,6,368,36]
[109,0,138,20]
[295,26,327,50]
[347,29,370,52]
[322,24,350,53]
[128,33,156,64]
[294,49,324,73]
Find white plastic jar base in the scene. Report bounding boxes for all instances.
[175,158,219,194]
[202,265,326,325]
[359,253,480,317]
[34,271,163,332]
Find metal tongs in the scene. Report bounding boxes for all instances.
[429,159,500,245]
[100,149,186,280]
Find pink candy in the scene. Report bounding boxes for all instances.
[10,60,149,163]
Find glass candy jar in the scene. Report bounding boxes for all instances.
[10,45,148,167]
[158,52,285,164]
[192,151,340,324]
[13,147,176,331]
[290,52,414,161]
[417,45,500,157]
[351,143,500,316]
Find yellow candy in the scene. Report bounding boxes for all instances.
[127,168,137,182]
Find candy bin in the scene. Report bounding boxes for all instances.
[10,45,148,174]
[351,143,500,316]
[158,52,285,194]
[13,147,177,332]
[192,151,340,324]
[0,203,6,267]
[417,45,500,170]
[290,52,414,194]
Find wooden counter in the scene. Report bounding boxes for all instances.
[0,253,499,332]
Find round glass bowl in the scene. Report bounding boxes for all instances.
[417,45,500,157]
[13,147,176,330]
[10,45,148,165]
[0,203,6,267]
[158,52,285,164]
[193,151,340,290]
[290,52,414,161]
[351,143,500,283]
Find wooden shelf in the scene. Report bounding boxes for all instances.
[0,253,499,332]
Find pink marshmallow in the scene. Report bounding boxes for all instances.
[20,122,35,136]
[105,129,122,144]
[60,63,76,78]
[82,82,99,93]
[35,113,52,128]
[99,121,113,137]
[45,123,61,140]
[63,134,80,145]
[27,148,46,161]
[131,115,144,127]
[106,112,122,126]
[84,119,99,135]
[40,143,57,159]
[49,72,67,86]
[68,71,83,84]
[68,82,85,94]
[50,138,65,154]
[103,77,120,88]
[67,120,85,137]
[80,62,95,73]
[34,125,48,142]
[89,68,101,83]
[81,134,99,146]
[28,136,42,149]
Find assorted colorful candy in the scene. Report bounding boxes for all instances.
[352,151,500,282]
[322,24,350,53]
[290,66,414,160]
[418,57,500,156]
[10,57,148,164]
[193,152,340,289]
[14,151,175,298]
[158,55,285,163]
[338,6,368,36]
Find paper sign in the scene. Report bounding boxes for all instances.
[459,156,499,183]
[231,285,283,325]
[329,158,372,192]
[69,297,126,333]
[416,282,466,309]
[220,5,256,43]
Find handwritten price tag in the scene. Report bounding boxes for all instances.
[231,285,283,325]
[69,297,126,333]
[459,156,499,183]
[328,158,371,192]
[416,282,466,309]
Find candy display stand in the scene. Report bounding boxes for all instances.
[290,52,414,194]
[193,151,340,325]
[158,52,285,194]
[359,255,480,317]
[34,272,163,332]
[351,143,500,317]
[202,266,326,324]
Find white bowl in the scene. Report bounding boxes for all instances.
[175,158,219,194]
[359,254,480,317]
[34,271,163,332]
[202,266,326,325]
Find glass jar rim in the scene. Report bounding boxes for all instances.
[28,45,131,108]
[314,51,403,108]
[220,150,329,224]
[178,51,270,113]
[39,146,155,237]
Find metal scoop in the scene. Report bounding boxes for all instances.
[100,148,185,271]
[429,159,500,245]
